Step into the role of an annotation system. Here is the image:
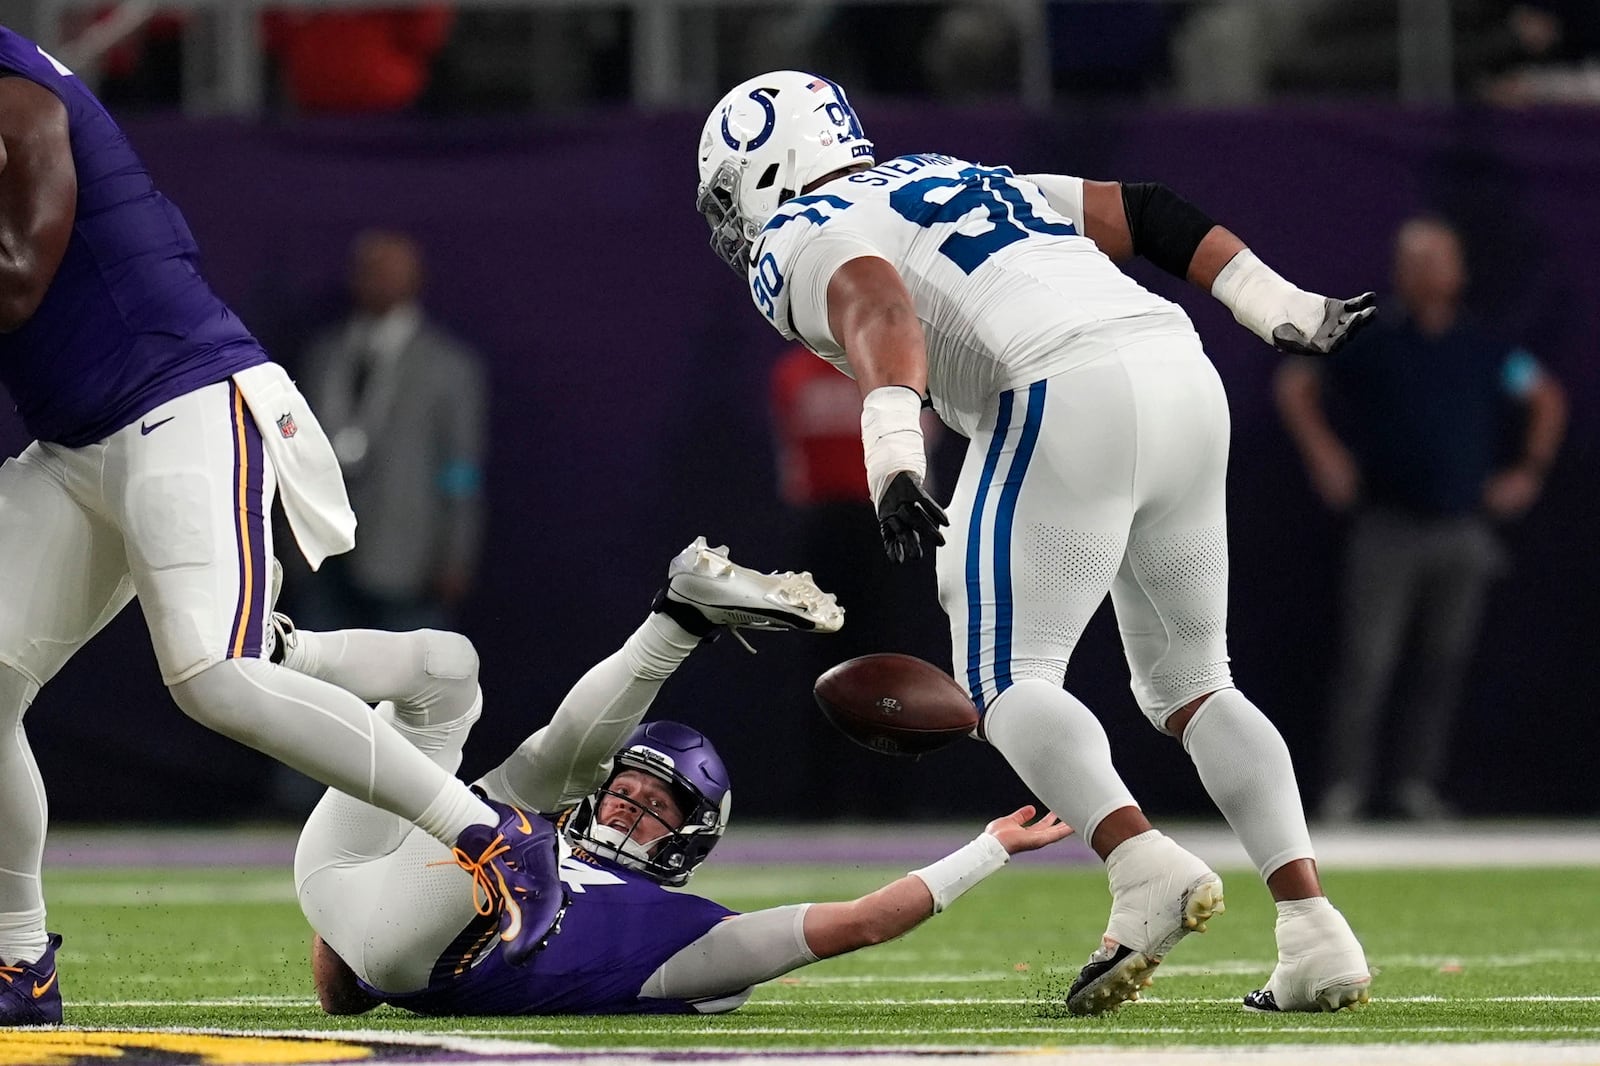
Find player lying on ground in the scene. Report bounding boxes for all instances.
[290,538,1071,1015]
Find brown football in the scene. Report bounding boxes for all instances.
[813,653,979,757]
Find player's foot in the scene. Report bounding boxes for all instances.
[0,933,63,1026]
[450,799,569,967]
[1066,832,1224,1016]
[264,558,298,666]
[1243,900,1370,1012]
[652,536,844,650]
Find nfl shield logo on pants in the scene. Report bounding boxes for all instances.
[276,412,298,438]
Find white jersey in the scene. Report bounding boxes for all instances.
[747,153,1189,436]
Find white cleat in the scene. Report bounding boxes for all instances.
[658,537,844,650]
[1066,832,1225,1016]
[1243,901,1371,1013]
[264,557,299,666]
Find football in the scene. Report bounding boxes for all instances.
[813,653,979,757]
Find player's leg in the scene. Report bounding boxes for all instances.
[939,374,1139,850]
[104,382,498,846]
[937,370,1220,1017]
[1392,518,1497,817]
[1319,510,1422,821]
[1111,339,1367,1012]
[478,537,841,813]
[0,446,134,1018]
[277,625,483,772]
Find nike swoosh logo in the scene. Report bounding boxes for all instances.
[514,809,532,835]
[32,971,56,998]
[500,895,523,944]
[140,416,176,436]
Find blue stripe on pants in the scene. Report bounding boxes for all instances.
[965,391,1016,711]
[990,380,1048,696]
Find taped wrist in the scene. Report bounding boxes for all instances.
[909,832,1009,913]
[1120,182,1217,279]
[1210,249,1326,345]
[861,385,926,508]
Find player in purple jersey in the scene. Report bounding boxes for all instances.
[286,538,1069,1016]
[0,26,566,1024]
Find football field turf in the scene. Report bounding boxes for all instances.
[11,824,1600,1064]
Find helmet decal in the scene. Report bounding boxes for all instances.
[720,87,778,152]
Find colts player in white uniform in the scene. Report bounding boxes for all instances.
[695,71,1375,1015]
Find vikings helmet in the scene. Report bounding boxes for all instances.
[696,70,875,274]
[566,721,732,886]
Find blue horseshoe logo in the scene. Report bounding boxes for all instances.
[721,88,777,152]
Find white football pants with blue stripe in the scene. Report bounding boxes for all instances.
[937,317,1313,878]
[940,318,1232,722]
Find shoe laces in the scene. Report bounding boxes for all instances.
[432,834,511,917]
[0,964,22,985]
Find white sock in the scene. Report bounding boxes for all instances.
[169,657,494,845]
[0,665,47,966]
[1277,896,1334,920]
[1181,687,1314,880]
[982,679,1139,847]
[477,613,699,812]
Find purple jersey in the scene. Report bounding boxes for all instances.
[366,844,738,1016]
[0,28,267,446]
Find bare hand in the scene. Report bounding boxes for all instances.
[984,805,1073,855]
[1483,465,1543,519]
[1308,442,1360,511]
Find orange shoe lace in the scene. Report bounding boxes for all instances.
[0,965,22,985]
[432,834,512,917]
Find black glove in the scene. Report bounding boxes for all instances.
[877,471,949,564]
[1272,292,1377,356]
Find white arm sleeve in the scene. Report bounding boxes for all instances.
[1020,173,1087,232]
[784,229,893,354]
[639,905,817,1009]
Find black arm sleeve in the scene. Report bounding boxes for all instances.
[1120,182,1219,281]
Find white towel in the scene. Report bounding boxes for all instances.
[232,362,357,570]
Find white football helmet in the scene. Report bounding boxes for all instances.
[696,71,876,274]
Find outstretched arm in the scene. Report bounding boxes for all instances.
[0,77,76,331]
[802,805,1069,957]
[641,807,1072,1008]
[1029,175,1374,357]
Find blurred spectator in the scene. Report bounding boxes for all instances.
[1485,2,1600,104]
[297,230,488,631]
[263,7,453,113]
[769,345,945,817]
[1274,216,1567,823]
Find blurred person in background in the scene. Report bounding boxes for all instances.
[297,229,488,632]
[1276,215,1567,824]
[769,343,945,817]
[0,28,549,1025]
[698,71,1376,1017]
[263,7,453,113]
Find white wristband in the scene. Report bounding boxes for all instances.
[861,385,926,508]
[1210,249,1327,346]
[910,832,1010,914]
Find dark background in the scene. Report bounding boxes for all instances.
[4,103,1595,823]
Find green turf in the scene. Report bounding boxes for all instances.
[38,862,1600,1047]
